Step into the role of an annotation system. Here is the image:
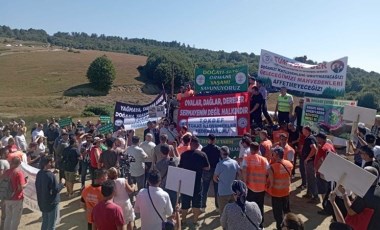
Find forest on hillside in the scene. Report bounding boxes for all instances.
[1,25,379,110]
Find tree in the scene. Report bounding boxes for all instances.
[357,92,379,110]
[86,55,116,93]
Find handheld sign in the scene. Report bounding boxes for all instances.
[319,153,377,197]
[98,123,114,135]
[343,105,376,125]
[58,117,72,127]
[100,115,111,124]
[165,166,196,197]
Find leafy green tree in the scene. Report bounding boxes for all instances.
[357,92,379,110]
[86,55,116,93]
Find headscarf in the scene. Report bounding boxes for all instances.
[231,180,248,213]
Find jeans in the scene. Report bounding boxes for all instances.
[4,200,23,230]
[299,156,307,186]
[201,169,218,209]
[272,196,290,230]
[306,160,318,197]
[81,161,90,187]
[41,205,58,230]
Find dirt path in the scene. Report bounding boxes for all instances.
[12,169,332,230]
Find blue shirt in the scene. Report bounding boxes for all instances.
[214,158,240,196]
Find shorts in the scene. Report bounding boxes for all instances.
[64,171,77,183]
[316,174,328,194]
[181,190,202,210]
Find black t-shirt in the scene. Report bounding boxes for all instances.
[36,170,64,212]
[250,94,264,115]
[201,144,220,169]
[99,150,119,169]
[351,185,380,230]
[301,135,317,159]
[179,150,210,192]
[295,106,303,126]
[62,146,80,172]
[288,129,299,146]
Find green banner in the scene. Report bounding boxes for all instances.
[58,117,72,127]
[301,97,357,139]
[198,136,241,159]
[194,66,248,95]
[98,123,114,135]
[100,115,111,124]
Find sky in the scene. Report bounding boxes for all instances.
[1,0,380,72]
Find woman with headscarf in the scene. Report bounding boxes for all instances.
[220,180,262,230]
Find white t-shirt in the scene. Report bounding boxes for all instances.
[239,146,250,158]
[1,136,11,147]
[140,141,156,163]
[32,129,44,142]
[126,145,148,177]
[160,127,178,143]
[113,178,135,223]
[134,186,173,230]
[15,134,27,152]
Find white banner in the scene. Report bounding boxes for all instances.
[258,49,347,97]
[21,162,40,212]
[186,116,237,136]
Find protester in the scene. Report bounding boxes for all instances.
[108,167,135,230]
[62,138,80,197]
[176,134,191,155]
[242,142,268,227]
[281,213,304,230]
[259,130,273,162]
[81,169,108,230]
[3,157,26,230]
[177,86,186,102]
[294,99,304,131]
[267,147,293,230]
[159,119,177,144]
[250,86,265,128]
[32,123,44,142]
[276,133,295,163]
[275,86,293,124]
[89,137,103,181]
[46,123,59,155]
[238,136,252,164]
[14,128,27,153]
[55,131,70,180]
[179,136,210,227]
[35,135,46,155]
[220,180,262,230]
[91,180,125,230]
[201,134,220,213]
[140,133,156,178]
[153,134,174,165]
[184,84,194,97]
[155,143,177,207]
[257,80,273,125]
[126,136,147,191]
[26,142,40,168]
[135,169,173,230]
[80,134,93,190]
[0,148,9,228]
[359,146,380,174]
[7,137,18,153]
[213,146,240,215]
[35,156,65,230]
[371,115,380,145]
[1,129,12,147]
[99,138,119,170]
[247,75,257,96]
[143,121,160,144]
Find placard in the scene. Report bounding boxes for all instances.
[58,117,72,127]
[98,123,114,135]
[198,136,241,159]
[165,166,196,197]
[343,105,376,125]
[100,115,111,124]
[148,105,166,118]
[319,152,377,198]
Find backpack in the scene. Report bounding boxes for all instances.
[0,174,14,200]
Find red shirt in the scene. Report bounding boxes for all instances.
[91,200,124,230]
[7,144,18,153]
[315,142,335,171]
[4,168,26,200]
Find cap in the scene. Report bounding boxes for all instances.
[93,137,104,143]
[315,132,327,140]
[358,122,366,129]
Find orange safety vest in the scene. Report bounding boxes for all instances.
[260,139,272,162]
[245,154,268,192]
[268,160,293,197]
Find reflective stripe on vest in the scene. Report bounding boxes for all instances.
[278,94,291,112]
[246,154,268,192]
[268,160,293,197]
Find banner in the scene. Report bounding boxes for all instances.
[113,92,166,130]
[258,49,347,97]
[58,117,72,127]
[99,115,111,124]
[301,97,357,139]
[98,123,114,135]
[148,105,166,118]
[198,136,241,159]
[178,92,250,136]
[21,162,40,212]
[194,66,248,95]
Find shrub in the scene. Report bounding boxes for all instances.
[86,55,116,93]
[82,105,113,116]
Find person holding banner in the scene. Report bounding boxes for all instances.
[275,87,293,125]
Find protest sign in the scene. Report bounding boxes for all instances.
[343,105,377,125]
[319,153,377,198]
[301,97,357,139]
[98,123,114,135]
[58,117,72,127]
[113,92,166,130]
[198,136,241,159]
[194,66,248,95]
[178,92,250,136]
[99,115,111,124]
[166,166,196,197]
[258,49,348,97]
[21,162,40,212]
[148,105,166,118]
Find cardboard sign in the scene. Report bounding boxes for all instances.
[165,166,196,197]
[319,152,377,197]
[343,105,376,125]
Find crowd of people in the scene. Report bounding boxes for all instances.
[0,78,380,230]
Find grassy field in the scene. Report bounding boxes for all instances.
[0,43,152,122]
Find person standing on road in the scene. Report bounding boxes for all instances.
[267,147,293,230]
[46,123,59,156]
[301,126,319,203]
[242,142,269,228]
[126,136,148,191]
[213,146,240,216]
[294,99,304,132]
[140,133,156,180]
[257,80,273,126]
[275,86,293,125]
[99,138,119,170]
[36,156,65,230]
[201,134,220,213]
[62,138,81,197]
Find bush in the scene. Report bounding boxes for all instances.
[86,55,116,93]
[82,105,113,116]
[357,92,379,110]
